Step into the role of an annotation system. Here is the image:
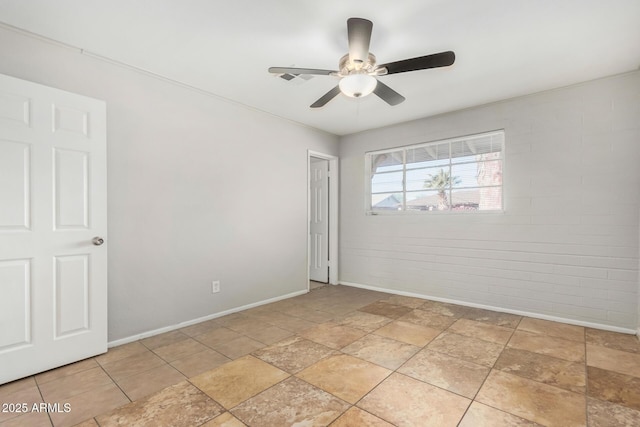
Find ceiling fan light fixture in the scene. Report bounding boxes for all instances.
[339,74,377,98]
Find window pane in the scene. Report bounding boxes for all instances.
[451,189,479,211]
[451,140,475,159]
[371,151,403,173]
[479,187,502,210]
[372,171,403,193]
[476,151,502,162]
[406,143,449,169]
[450,163,477,188]
[405,169,428,192]
[406,157,450,169]
[455,136,489,157]
[476,160,503,187]
[450,159,503,189]
[450,187,502,211]
[473,134,498,155]
[406,166,454,191]
[371,192,403,211]
[405,190,449,211]
[412,166,461,194]
[451,155,478,165]
[405,146,433,164]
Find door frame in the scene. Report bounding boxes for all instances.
[307,150,339,287]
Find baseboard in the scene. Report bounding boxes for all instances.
[339,281,637,335]
[108,289,308,348]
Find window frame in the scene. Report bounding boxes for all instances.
[365,130,505,215]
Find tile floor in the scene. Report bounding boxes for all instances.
[2,285,640,426]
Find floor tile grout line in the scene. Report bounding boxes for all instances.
[444,312,537,425]
[184,377,231,419]
[285,339,399,426]
[34,362,128,425]
[467,316,591,425]
[141,329,191,346]
[198,310,462,423]
[321,315,440,417]
[96,362,133,406]
[481,367,588,423]
[346,366,399,425]
[148,336,204,358]
[141,318,620,422]
[461,399,537,425]
[101,357,175,391]
[279,373,355,423]
[482,320,590,397]
[40,361,130,427]
[214,370,293,422]
[182,302,492,420]
[395,317,493,404]
[345,314,470,425]
[462,313,520,405]
[340,305,581,425]
[30,288,639,426]
[448,315,495,403]
[33,360,99,388]
[32,375,55,427]
[215,319,388,424]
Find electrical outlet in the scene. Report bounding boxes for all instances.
[211,280,220,293]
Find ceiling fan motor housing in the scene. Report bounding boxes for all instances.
[338,53,378,75]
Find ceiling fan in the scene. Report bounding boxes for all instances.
[268,18,455,108]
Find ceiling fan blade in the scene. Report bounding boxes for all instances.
[373,80,405,106]
[310,86,341,108]
[347,18,373,65]
[268,67,336,76]
[380,51,455,75]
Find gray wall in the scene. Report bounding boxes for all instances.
[0,26,339,342]
[339,71,640,331]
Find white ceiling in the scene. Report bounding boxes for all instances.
[1,0,638,135]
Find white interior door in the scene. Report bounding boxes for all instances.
[0,73,107,385]
[309,157,329,283]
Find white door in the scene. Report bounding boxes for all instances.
[0,74,107,385]
[309,157,329,283]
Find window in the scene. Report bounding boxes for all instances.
[367,130,504,213]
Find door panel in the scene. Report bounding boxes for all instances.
[52,104,89,138]
[54,255,90,337]
[0,259,30,350]
[0,73,107,385]
[309,158,329,283]
[0,91,30,128]
[0,140,30,230]
[54,148,89,229]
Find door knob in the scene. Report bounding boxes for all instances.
[92,237,105,246]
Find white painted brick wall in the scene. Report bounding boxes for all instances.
[339,71,640,330]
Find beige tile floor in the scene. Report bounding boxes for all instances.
[2,285,640,426]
